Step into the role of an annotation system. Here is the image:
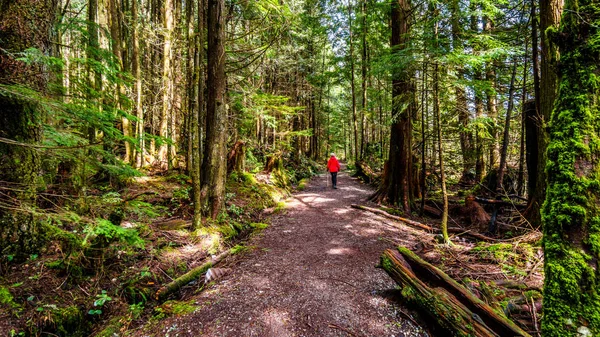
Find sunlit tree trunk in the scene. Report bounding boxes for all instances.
[347,1,359,161]
[132,0,144,168]
[157,0,173,169]
[202,0,227,218]
[370,0,414,213]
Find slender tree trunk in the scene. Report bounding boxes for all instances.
[434,63,449,243]
[451,0,474,184]
[202,0,227,218]
[542,0,600,333]
[157,0,173,169]
[347,1,359,161]
[471,6,485,182]
[360,0,368,159]
[496,59,518,193]
[132,0,144,168]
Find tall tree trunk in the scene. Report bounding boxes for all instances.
[0,0,58,256]
[360,0,368,159]
[434,62,449,244]
[370,0,414,213]
[202,0,227,219]
[471,6,485,182]
[132,0,144,168]
[451,0,475,184]
[347,1,359,161]
[495,59,518,193]
[157,0,173,169]
[542,0,600,333]
[527,0,563,225]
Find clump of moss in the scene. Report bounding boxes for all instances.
[153,300,198,320]
[297,178,309,191]
[0,286,21,313]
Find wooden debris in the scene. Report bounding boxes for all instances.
[351,204,500,242]
[380,246,530,337]
[156,249,231,300]
[350,204,433,231]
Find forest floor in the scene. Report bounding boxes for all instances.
[136,166,429,337]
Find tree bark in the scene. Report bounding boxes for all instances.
[371,0,414,213]
[157,0,173,169]
[202,0,228,219]
[0,0,58,256]
[347,1,359,161]
[541,0,600,333]
[526,0,563,225]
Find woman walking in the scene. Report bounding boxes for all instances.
[327,153,341,189]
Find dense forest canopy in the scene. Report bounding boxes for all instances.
[1,0,600,335]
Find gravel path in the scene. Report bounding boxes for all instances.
[141,168,428,337]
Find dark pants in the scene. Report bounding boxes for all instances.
[330,172,337,187]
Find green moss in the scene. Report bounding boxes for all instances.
[297,178,309,191]
[0,286,21,312]
[541,1,600,334]
[274,201,286,213]
[154,299,198,320]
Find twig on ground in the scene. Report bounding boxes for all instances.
[397,308,421,328]
[328,323,359,336]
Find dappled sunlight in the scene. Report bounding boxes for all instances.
[261,308,293,337]
[160,242,204,262]
[333,208,351,215]
[327,247,356,255]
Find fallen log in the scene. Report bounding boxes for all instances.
[351,204,500,242]
[155,249,231,301]
[381,247,530,337]
[350,204,433,231]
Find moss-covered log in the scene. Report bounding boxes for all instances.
[541,0,600,334]
[381,247,530,336]
[155,249,231,300]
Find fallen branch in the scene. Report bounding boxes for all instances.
[328,323,358,337]
[351,204,500,242]
[155,249,231,301]
[350,204,433,231]
[381,246,530,337]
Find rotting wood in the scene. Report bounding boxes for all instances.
[381,249,498,336]
[381,247,530,337]
[156,249,231,300]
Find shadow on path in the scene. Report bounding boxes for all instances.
[139,168,429,337]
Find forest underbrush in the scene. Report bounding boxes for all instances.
[0,157,319,336]
[354,161,543,335]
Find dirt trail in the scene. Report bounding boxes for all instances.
[141,168,428,337]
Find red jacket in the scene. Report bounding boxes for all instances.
[327,156,340,173]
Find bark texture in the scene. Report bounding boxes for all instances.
[541,0,600,333]
[202,0,228,219]
[0,0,58,255]
[371,0,414,213]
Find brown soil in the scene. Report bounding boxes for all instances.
[138,168,429,337]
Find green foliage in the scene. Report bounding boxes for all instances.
[89,290,112,315]
[83,218,145,248]
[0,286,21,314]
